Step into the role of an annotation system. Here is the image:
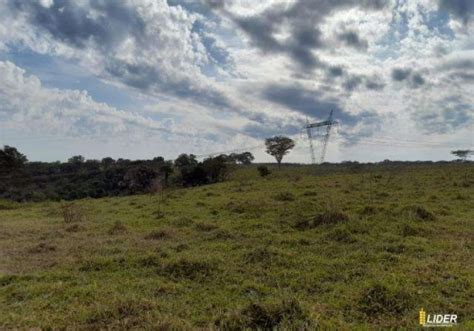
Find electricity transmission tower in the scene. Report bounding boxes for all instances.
[304,110,337,164]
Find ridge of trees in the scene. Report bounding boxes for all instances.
[0,146,253,202]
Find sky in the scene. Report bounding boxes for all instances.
[0,0,473,163]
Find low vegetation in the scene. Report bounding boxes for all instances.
[0,163,473,329]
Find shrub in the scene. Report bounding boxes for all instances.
[257,165,271,177]
[61,203,84,223]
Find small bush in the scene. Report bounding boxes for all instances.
[61,203,84,223]
[257,165,271,177]
[273,192,295,202]
[108,221,127,235]
[216,299,313,330]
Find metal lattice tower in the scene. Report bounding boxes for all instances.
[303,110,337,164]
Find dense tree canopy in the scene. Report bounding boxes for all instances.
[265,136,295,168]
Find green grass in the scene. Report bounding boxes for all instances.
[0,164,473,329]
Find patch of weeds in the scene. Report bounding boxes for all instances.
[28,242,56,254]
[210,229,235,240]
[314,210,349,225]
[400,224,421,237]
[298,238,312,246]
[79,256,128,272]
[195,201,206,207]
[173,243,189,252]
[326,228,356,243]
[194,222,218,232]
[65,224,83,232]
[173,216,194,227]
[215,299,313,330]
[108,220,127,235]
[273,192,295,202]
[226,201,245,214]
[226,201,263,217]
[79,259,114,272]
[0,200,20,210]
[383,243,406,254]
[61,203,84,223]
[145,229,173,240]
[358,284,414,319]
[401,205,436,221]
[152,210,165,219]
[244,247,282,265]
[294,211,349,230]
[158,259,214,280]
[85,299,154,327]
[301,190,317,197]
[137,254,161,268]
[454,193,467,200]
[0,274,36,287]
[358,205,378,216]
[376,192,390,199]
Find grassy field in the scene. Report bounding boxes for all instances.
[0,164,473,329]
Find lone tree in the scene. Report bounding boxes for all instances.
[451,150,473,161]
[265,136,295,168]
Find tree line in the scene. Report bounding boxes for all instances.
[0,135,300,201]
[0,146,256,201]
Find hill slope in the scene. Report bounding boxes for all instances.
[0,164,473,329]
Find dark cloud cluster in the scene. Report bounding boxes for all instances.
[440,57,474,82]
[260,83,382,133]
[337,31,369,50]
[438,0,474,24]
[391,68,425,88]
[210,0,390,71]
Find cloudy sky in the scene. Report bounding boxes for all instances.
[0,0,472,163]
